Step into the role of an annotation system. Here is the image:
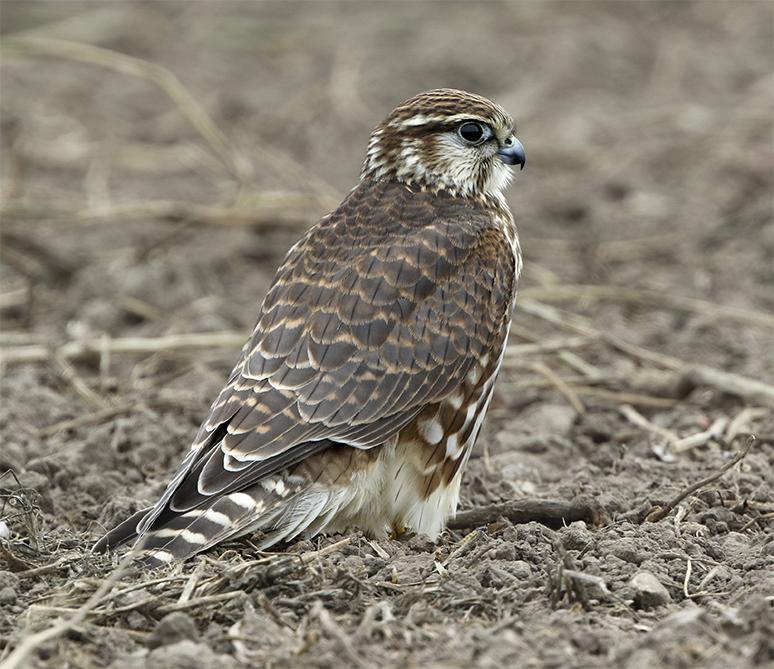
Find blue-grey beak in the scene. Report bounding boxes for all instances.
[497,138,526,170]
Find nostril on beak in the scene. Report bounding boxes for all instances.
[496,138,526,170]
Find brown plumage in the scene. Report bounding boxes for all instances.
[94,88,525,565]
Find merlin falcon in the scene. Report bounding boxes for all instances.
[95,88,526,565]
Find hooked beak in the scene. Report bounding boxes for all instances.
[497,137,526,170]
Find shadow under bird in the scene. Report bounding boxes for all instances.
[94,88,526,566]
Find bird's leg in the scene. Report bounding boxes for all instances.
[389,520,407,539]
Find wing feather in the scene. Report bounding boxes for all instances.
[137,180,515,537]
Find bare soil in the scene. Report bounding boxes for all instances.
[1,2,773,668]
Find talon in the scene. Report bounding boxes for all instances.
[389,522,406,539]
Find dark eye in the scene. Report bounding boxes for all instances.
[458,122,487,144]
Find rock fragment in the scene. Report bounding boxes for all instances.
[629,570,672,609]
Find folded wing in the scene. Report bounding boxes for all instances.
[113,181,515,556]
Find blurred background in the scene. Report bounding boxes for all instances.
[1,0,773,485]
[1,3,773,668]
[1,1,771,375]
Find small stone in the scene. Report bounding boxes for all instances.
[510,560,532,580]
[147,612,198,649]
[488,544,516,561]
[629,369,681,399]
[577,413,614,444]
[0,586,17,605]
[559,521,591,550]
[723,532,749,556]
[521,403,577,436]
[0,571,20,590]
[126,610,148,630]
[569,571,611,603]
[494,403,577,455]
[623,648,662,669]
[629,571,672,609]
[611,542,644,564]
[146,641,236,669]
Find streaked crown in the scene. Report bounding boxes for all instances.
[361,88,522,198]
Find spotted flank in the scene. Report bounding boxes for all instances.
[94,88,523,565]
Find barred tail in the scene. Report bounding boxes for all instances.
[95,478,350,567]
[135,488,272,566]
[92,507,150,554]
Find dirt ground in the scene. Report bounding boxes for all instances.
[1,1,773,668]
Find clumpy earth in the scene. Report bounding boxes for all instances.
[1,1,773,668]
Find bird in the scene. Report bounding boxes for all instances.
[94,88,526,565]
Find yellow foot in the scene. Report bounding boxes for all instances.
[389,522,407,539]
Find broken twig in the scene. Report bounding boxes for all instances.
[449,496,605,530]
[0,332,245,365]
[644,436,757,523]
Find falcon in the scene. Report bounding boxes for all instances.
[94,88,526,565]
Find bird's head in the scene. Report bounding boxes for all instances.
[361,88,525,198]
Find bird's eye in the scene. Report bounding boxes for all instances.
[458,122,487,145]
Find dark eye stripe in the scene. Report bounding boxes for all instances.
[386,118,497,142]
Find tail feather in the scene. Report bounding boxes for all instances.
[258,490,332,547]
[132,475,350,566]
[94,442,363,566]
[92,507,152,553]
[136,489,285,565]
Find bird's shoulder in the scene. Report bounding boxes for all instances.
[273,178,515,289]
